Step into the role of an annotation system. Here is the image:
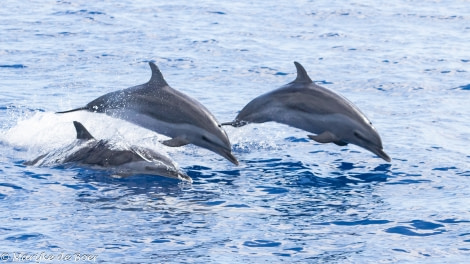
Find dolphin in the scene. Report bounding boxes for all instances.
[57,62,238,165]
[222,62,391,162]
[25,121,192,182]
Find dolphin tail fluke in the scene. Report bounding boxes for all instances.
[221,121,234,126]
[221,120,248,127]
[221,121,235,126]
[56,106,87,114]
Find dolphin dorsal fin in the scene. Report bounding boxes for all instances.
[73,121,95,140]
[148,61,169,87]
[293,61,313,83]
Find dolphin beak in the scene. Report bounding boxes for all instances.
[178,172,193,182]
[201,138,239,165]
[223,150,239,165]
[373,148,391,162]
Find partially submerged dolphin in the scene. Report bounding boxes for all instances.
[222,62,391,162]
[25,121,192,182]
[57,62,238,165]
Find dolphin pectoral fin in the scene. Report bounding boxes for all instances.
[334,141,348,146]
[308,131,338,144]
[161,136,190,147]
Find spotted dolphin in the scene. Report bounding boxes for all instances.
[222,62,391,162]
[25,121,192,181]
[57,62,238,165]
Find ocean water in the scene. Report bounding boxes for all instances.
[1,0,469,263]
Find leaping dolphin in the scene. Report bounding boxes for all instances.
[57,62,238,165]
[222,62,391,162]
[25,121,192,181]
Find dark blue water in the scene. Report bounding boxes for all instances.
[1,0,469,263]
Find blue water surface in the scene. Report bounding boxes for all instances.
[1,0,470,263]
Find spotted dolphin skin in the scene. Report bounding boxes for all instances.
[222,62,391,162]
[57,62,238,165]
[25,121,192,181]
